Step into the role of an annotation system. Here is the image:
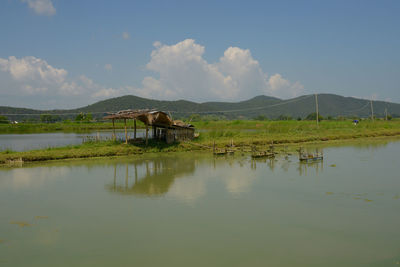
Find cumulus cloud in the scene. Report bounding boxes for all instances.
[122,32,130,40]
[0,56,67,95]
[137,39,304,101]
[22,0,56,16]
[0,39,304,108]
[0,56,109,101]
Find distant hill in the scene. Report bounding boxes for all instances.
[1,94,400,121]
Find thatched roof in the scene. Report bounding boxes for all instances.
[104,109,194,128]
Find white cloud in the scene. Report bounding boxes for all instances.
[139,39,304,101]
[0,56,66,84]
[22,0,56,16]
[122,32,130,40]
[0,40,304,108]
[92,88,120,98]
[104,64,112,71]
[0,56,67,95]
[0,56,109,100]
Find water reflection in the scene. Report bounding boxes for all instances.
[297,161,324,176]
[103,154,329,200]
[106,156,196,196]
[251,158,276,171]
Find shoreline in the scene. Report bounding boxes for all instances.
[2,132,400,166]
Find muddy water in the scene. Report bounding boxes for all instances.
[0,141,399,266]
[0,130,149,152]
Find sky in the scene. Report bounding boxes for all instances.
[0,0,399,109]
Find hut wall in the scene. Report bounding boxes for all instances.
[166,129,175,144]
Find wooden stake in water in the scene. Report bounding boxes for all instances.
[112,118,116,141]
[124,119,128,144]
[134,119,137,139]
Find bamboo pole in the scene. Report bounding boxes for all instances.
[145,123,149,146]
[112,119,116,141]
[124,118,128,144]
[134,119,137,139]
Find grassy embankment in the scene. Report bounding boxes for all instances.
[1,120,400,164]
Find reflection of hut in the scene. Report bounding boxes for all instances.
[104,109,195,145]
[106,156,196,196]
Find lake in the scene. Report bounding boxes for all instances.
[0,141,399,266]
[0,130,149,152]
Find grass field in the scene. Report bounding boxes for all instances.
[1,119,400,164]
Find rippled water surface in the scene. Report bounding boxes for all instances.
[0,141,399,266]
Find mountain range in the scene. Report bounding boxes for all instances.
[1,94,399,121]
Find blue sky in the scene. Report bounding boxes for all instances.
[0,0,399,109]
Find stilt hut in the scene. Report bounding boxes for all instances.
[104,109,195,145]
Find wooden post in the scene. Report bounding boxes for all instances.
[145,123,149,146]
[112,119,116,141]
[134,119,137,139]
[370,99,374,121]
[124,118,128,144]
[153,126,156,139]
[385,108,388,121]
[315,94,319,127]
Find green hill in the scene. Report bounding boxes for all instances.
[1,94,400,121]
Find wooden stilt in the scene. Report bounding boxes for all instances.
[134,119,137,139]
[124,118,128,144]
[112,119,116,141]
[145,123,149,146]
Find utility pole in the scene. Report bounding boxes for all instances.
[370,99,374,121]
[315,94,319,127]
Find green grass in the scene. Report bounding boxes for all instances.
[1,119,400,164]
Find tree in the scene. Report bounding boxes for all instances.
[75,112,93,122]
[40,114,60,123]
[277,115,293,121]
[75,113,85,122]
[305,112,324,121]
[253,115,268,121]
[85,112,93,122]
[0,115,9,124]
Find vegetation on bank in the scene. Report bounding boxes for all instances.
[1,120,400,164]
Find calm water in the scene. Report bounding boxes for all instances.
[0,141,400,266]
[0,130,149,152]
